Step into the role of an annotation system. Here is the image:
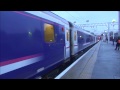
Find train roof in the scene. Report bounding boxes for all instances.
[25,11,69,25]
[81,29,95,36]
[44,11,69,24]
[24,11,95,37]
[69,22,95,36]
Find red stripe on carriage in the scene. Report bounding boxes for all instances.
[0,54,42,67]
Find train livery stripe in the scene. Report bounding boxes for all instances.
[13,11,59,26]
[74,45,78,46]
[41,11,68,25]
[66,45,78,49]
[0,54,42,67]
[13,11,50,23]
[83,42,90,46]
[0,56,43,75]
[66,47,70,48]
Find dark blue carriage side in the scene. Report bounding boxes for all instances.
[77,30,95,52]
[0,11,65,79]
[0,11,44,62]
[77,31,85,51]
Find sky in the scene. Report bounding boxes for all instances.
[51,11,119,35]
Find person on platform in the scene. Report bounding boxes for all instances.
[115,37,120,50]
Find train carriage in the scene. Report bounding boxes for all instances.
[69,22,96,58]
[0,11,96,79]
[0,11,69,79]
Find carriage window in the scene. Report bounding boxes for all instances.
[74,31,76,41]
[44,23,55,42]
[67,31,69,41]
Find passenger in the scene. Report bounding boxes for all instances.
[115,37,120,50]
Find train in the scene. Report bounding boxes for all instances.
[0,11,97,79]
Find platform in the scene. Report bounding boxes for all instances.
[91,41,120,79]
[55,41,120,79]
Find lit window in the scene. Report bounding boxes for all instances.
[74,31,76,41]
[67,31,69,41]
[44,23,55,42]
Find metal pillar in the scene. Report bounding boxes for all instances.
[119,11,120,36]
[107,22,110,43]
[112,25,115,45]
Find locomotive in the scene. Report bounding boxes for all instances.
[0,11,96,79]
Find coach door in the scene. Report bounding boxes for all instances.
[64,29,70,60]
